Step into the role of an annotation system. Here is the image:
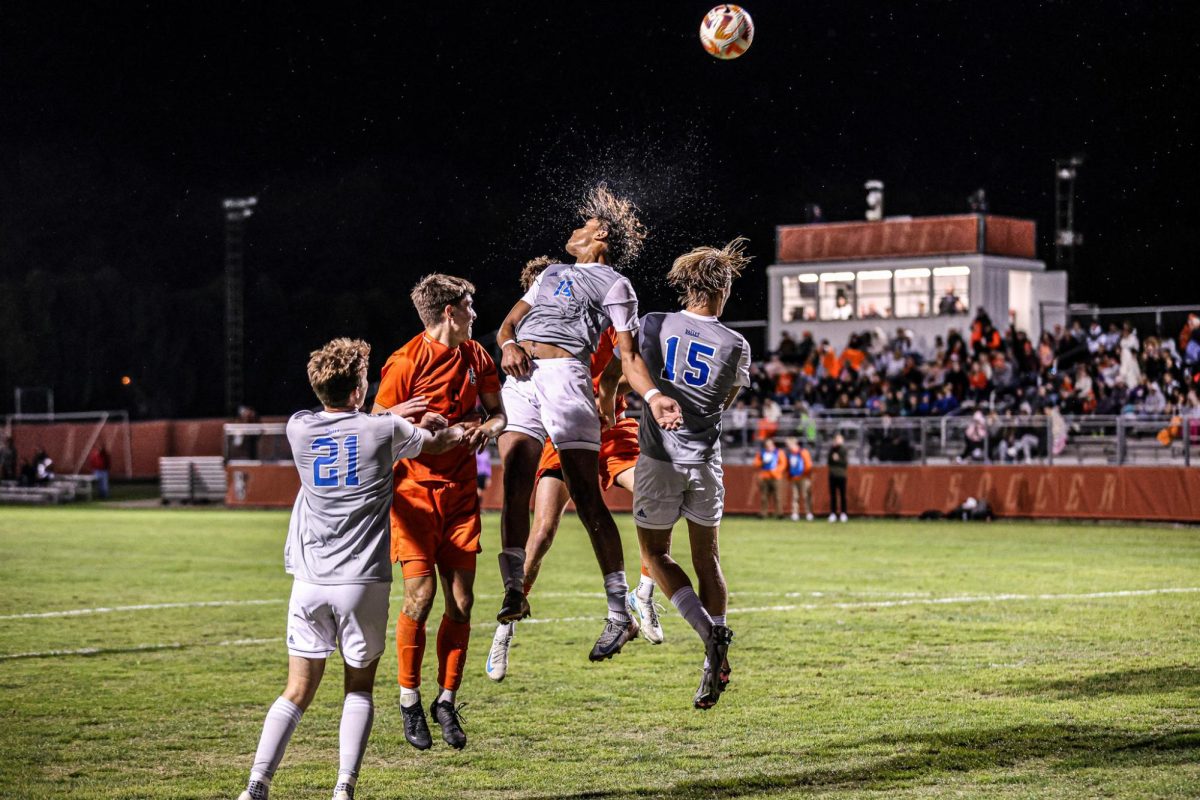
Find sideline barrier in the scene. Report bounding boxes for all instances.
[225,464,1200,523]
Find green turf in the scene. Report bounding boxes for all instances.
[0,508,1197,799]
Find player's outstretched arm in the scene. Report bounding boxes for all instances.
[462,391,507,452]
[373,396,429,422]
[498,300,534,378]
[614,330,682,431]
[421,424,467,455]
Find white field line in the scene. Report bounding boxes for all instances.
[2,587,1196,662]
[0,590,934,621]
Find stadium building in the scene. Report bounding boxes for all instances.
[766,214,1067,352]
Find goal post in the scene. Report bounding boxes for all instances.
[3,410,134,479]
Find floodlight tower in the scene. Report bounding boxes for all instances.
[1054,156,1083,274]
[223,196,257,417]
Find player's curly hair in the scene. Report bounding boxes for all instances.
[307,337,370,408]
[578,183,647,270]
[520,255,555,292]
[667,237,752,308]
[411,273,476,328]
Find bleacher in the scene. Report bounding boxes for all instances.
[0,475,95,505]
[159,456,227,504]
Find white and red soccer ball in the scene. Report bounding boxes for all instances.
[699,5,754,60]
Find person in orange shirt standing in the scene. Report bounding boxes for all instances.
[753,439,785,519]
[372,274,506,753]
[785,438,814,521]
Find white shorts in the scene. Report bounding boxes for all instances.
[632,455,725,530]
[501,358,601,451]
[286,579,390,667]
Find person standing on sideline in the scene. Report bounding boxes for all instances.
[785,438,813,521]
[87,445,111,499]
[235,338,464,800]
[827,433,848,522]
[754,439,784,519]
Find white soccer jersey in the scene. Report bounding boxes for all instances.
[284,410,427,584]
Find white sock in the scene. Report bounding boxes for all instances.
[604,570,630,621]
[250,696,304,782]
[711,613,726,627]
[437,687,456,704]
[636,573,656,600]
[498,547,527,593]
[337,692,373,786]
[670,586,713,642]
[399,686,420,708]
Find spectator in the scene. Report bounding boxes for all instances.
[754,439,786,519]
[0,436,15,481]
[87,445,112,499]
[727,399,750,448]
[832,292,852,320]
[1118,322,1142,387]
[756,397,782,441]
[784,438,814,521]
[777,331,798,363]
[826,433,848,523]
[475,447,492,501]
[938,286,964,316]
[957,410,988,462]
[34,448,54,485]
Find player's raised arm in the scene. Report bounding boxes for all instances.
[614,329,682,431]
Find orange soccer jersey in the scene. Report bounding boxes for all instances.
[376,332,501,577]
[535,327,639,490]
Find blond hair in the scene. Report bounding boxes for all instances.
[307,338,370,408]
[411,273,475,328]
[520,255,555,291]
[667,237,752,308]
[578,183,647,269]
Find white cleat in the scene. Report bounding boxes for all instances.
[806,513,814,521]
[627,591,665,645]
[828,513,837,523]
[485,621,515,682]
[790,512,800,521]
[839,513,848,523]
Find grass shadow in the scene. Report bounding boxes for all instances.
[535,724,1200,799]
[1009,664,1200,699]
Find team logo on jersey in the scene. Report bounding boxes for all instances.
[468,367,477,385]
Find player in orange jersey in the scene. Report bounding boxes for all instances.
[484,258,663,682]
[372,274,506,752]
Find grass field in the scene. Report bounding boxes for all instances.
[1,507,1198,799]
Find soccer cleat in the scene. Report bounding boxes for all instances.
[718,655,732,692]
[839,513,848,523]
[806,513,814,521]
[828,513,837,522]
[626,591,665,645]
[430,699,467,749]
[332,783,354,800]
[238,782,268,800]
[790,512,799,521]
[694,625,734,709]
[588,616,639,661]
[485,622,515,682]
[496,587,530,623]
[399,700,432,750]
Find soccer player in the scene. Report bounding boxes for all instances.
[236,338,464,800]
[632,238,752,709]
[372,274,506,751]
[494,186,682,661]
[485,257,662,682]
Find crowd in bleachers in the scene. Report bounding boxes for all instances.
[717,309,1200,463]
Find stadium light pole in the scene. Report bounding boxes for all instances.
[223,196,257,418]
[1054,156,1083,278]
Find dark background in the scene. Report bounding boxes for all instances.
[2,2,1195,417]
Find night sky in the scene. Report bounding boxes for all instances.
[2,2,1195,417]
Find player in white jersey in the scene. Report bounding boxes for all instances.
[633,239,752,709]
[236,338,465,800]
[494,186,682,661]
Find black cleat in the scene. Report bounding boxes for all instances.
[430,699,467,749]
[588,616,639,661]
[400,700,432,750]
[718,655,732,693]
[694,625,734,709]
[496,588,530,623]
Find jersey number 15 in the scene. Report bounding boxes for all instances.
[312,435,359,487]
[661,336,716,387]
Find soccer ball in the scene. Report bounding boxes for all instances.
[699,5,755,60]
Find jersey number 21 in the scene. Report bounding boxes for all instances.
[312,436,359,487]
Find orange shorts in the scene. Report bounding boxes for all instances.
[535,417,640,491]
[390,479,481,579]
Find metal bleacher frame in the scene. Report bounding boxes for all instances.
[159,456,227,504]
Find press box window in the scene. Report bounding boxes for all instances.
[782,274,818,321]
[819,272,855,320]
[933,266,970,315]
[856,270,892,319]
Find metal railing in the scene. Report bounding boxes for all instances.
[718,413,1197,466]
